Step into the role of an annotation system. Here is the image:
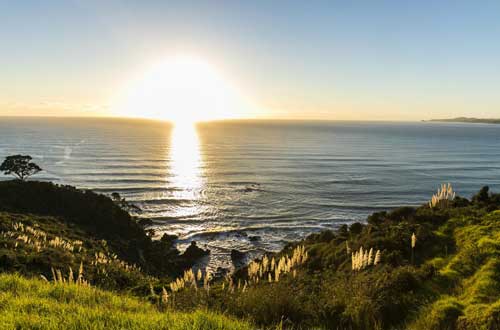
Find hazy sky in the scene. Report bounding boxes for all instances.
[1,0,500,120]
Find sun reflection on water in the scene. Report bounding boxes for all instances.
[169,122,203,205]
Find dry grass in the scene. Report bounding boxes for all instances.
[429,183,456,208]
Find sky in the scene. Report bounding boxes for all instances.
[1,0,500,121]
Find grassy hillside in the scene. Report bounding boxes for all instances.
[0,180,204,278]
[0,273,252,330]
[0,211,153,291]
[166,186,500,329]
[1,180,499,329]
[0,180,213,293]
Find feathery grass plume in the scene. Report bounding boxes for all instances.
[51,267,57,282]
[203,269,211,292]
[248,261,260,281]
[56,269,64,283]
[149,283,157,298]
[77,262,84,284]
[240,245,308,287]
[183,269,197,289]
[228,276,235,293]
[262,255,269,270]
[169,268,200,293]
[68,267,74,283]
[197,269,203,281]
[358,247,364,270]
[48,267,89,286]
[429,183,456,208]
[346,241,351,255]
[374,250,381,265]
[161,287,169,304]
[411,232,417,264]
[352,249,362,271]
[352,246,380,271]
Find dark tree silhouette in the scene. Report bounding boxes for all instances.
[0,155,42,181]
[111,191,142,213]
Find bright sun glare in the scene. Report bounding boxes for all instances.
[113,56,245,125]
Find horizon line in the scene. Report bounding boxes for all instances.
[0,114,440,124]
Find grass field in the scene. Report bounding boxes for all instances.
[0,273,253,330]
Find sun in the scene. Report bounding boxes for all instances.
[112,56,244,125]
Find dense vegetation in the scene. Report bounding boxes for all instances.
[0,180,211,300]
[0,180,205,280]
[0,180,499,329]
[163,186,500,329]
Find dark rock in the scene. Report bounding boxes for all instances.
[230,249,247,267]
[137,218,153,227]
[241,183,261,193]
[182,242,210,262]
[234,231,248,238]
[160,233,178,244]
[249,235,261,242]
[214,267,230,279]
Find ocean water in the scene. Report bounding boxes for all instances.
[1,117,499,270]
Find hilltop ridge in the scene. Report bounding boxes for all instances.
[426,117,500,124]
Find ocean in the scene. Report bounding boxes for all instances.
[1,117,499,270]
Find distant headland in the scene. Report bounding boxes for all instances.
[425,117,500,124]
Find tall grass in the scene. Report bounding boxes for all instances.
[1,217,142,281]
[246,245,308,284]
[167,245,309,300]
[429,183,456,208]
[351,246,381,271]
[0,273,252,330]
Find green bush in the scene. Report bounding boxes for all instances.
[410,297,463,330]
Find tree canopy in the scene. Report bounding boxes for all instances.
[0,155,42,181]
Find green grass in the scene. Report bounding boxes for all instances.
[2,181,500,329]
[167,190,500,329]
[408,210,500,330]
[0,273,252,330]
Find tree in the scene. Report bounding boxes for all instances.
[0,155,42,181]
[111,192,142,213]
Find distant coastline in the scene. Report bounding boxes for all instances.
[425,117,500,124]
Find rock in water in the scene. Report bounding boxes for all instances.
[231,249,247,268]
[182,242,210,262]
[249,235,261,242]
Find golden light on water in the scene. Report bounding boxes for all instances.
[169,122,203,202]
